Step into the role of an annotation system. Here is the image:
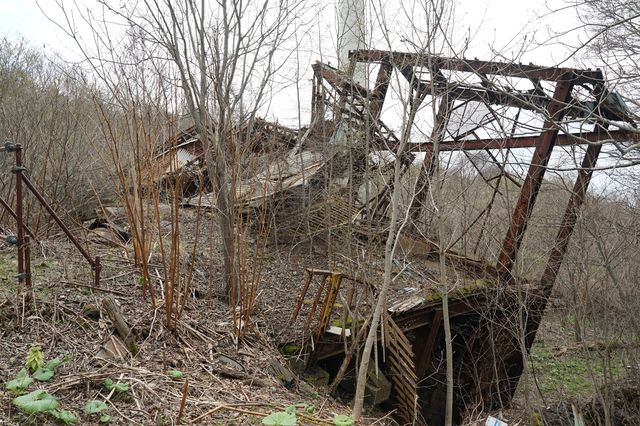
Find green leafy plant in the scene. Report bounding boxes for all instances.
[100,414,112,423]
[12,389,77,424]
[294,403,315,414]
[13,389,59,414]
[5,368,33,394]
[104,378,129,393]
[332,414,354,426]
[25,346,44,373]
[50,409,78,425]
[84,399,108,415]
[262,411,297,426]
[32,367,55,382]
[167,370,184,380]
[32,355,68,382]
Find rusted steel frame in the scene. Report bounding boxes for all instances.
[524,126,606,351]
[497,76,575,282]
[370,62,393,119]
[13,144,26,285]
[540,142,602,289]
[0,196,37,240]
[351,49,604,83]
[314,62,406,151]
[415,310,443,380]
[312,62,371,98]
[21,174,101,287]
[399,128,636,153]
[422,79,568,116]
[304,272,329,333]
[392,59,575,116]
[290,269,314,324]
[315,272,343,340]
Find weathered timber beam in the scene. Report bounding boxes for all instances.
[351,49,604,83]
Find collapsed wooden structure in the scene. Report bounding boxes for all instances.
[151,49,638,424]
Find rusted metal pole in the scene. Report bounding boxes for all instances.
[0,196,37,240]
[13,143,25,284]
[497,75,575,282]
[24,235,32,288]
[21,174,95,267]
[540,143,602,289]
[94,256,101,288]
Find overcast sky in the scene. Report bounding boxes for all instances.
[0,1,583,64]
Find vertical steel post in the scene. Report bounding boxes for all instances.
[497,75,575,282]
[24,235,32,288]
[14,143,25,285]
[94,256,101,288]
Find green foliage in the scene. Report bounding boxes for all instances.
[5,368,33,394]
[25,346,44,373]
[332,414,354,426]
[4,351,76,423]
[46,355,67,370]
[13,389,59,414]
[167,370,184,380]
[50,409,78,425]
[32,355,68,382]
[32,367,55,381]
[295,403,315,414]
[100,414,112,423]
[84,400,108,415]
[262,411,297,426]
[279,344,302,355]
[530,345,625,398]
[104,378,129,393]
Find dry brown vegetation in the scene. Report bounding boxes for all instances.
[1,0,640,424]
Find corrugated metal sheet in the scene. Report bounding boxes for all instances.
[237,150,329,207]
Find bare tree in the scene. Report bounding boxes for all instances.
[51,0,308,302]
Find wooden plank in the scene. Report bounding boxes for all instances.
[102,296,138,355]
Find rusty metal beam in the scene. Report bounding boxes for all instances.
[312,62,370,99]
[415,310,442,380]
[371,62,393,119]
[540,142,602,290]
[529,130,604,339]
[394,129,639,153]
[497,76,575,281]
[0,196,37,240]
[351,50,604,83]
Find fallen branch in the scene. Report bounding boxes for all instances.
[102,296,138,354]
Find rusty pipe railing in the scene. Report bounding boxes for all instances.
[1,142,101,288]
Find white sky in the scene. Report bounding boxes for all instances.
[0,1,583,67]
